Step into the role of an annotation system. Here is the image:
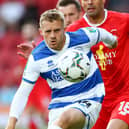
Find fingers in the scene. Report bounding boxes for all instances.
[105,40,117,49]
[17,42,36,59]
[31,41,36,48]
[17,46,33,59]
[17,43,34,51]
[17,52,28,59]
[112,40,118,48]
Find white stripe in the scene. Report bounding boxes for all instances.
[50,83,105,104]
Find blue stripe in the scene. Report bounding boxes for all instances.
[48,102,72,109]
[51,69,103,99]
[22,78,36,84]
[67,29,90,48]
[48,96,104,109]
[78,96,104,103]
[32,41,56,61]
[40,68,64,81]
[96,29,100,44]
[87,51,92,60]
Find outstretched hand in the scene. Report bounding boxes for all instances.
[112,40,118,49]
[105,40,118,49]
[17,41,36,59]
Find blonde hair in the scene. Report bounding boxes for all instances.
[39,9,65,28]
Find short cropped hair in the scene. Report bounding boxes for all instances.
[39,9,65,28]
[56,0,81,12]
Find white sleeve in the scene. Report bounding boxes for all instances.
[82,27,117,47]
[9,80,34,119]
[23,54,40,83]
[82,27,99,47]
[98,28,117,46]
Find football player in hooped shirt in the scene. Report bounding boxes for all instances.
[66,0,129,129]
[5,9,117,129]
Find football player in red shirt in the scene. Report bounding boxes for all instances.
[56,0,83,29]
[66,0,129,129]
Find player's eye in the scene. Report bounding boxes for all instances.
[45,30,51,33]
[54,29,60,32]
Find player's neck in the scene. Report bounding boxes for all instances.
[84,9,107,27]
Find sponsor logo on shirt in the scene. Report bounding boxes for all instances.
[94,45,117,71]
[51,69,64,82]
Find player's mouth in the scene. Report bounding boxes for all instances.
[87,7,96,13]
[50,40,57,45]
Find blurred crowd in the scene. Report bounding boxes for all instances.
[0,0,57,104]
[107,0,129,13]
[0,0,57,87]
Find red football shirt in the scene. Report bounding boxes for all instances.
[66,10,129,109]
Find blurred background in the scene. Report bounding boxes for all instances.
[0,0,129,129]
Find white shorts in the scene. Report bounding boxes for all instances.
[48,100,102,129]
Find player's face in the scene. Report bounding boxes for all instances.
[40,20,65,50]
[58,4,82,28]
[81,0,105,17]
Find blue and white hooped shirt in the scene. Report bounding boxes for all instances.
[22,27,105,110]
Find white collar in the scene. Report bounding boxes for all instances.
[83,9,108,27]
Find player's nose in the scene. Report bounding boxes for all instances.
[50,31,56,38]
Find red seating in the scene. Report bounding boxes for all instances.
[0,31,22,87]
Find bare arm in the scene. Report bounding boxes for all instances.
[5,117,17,129]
